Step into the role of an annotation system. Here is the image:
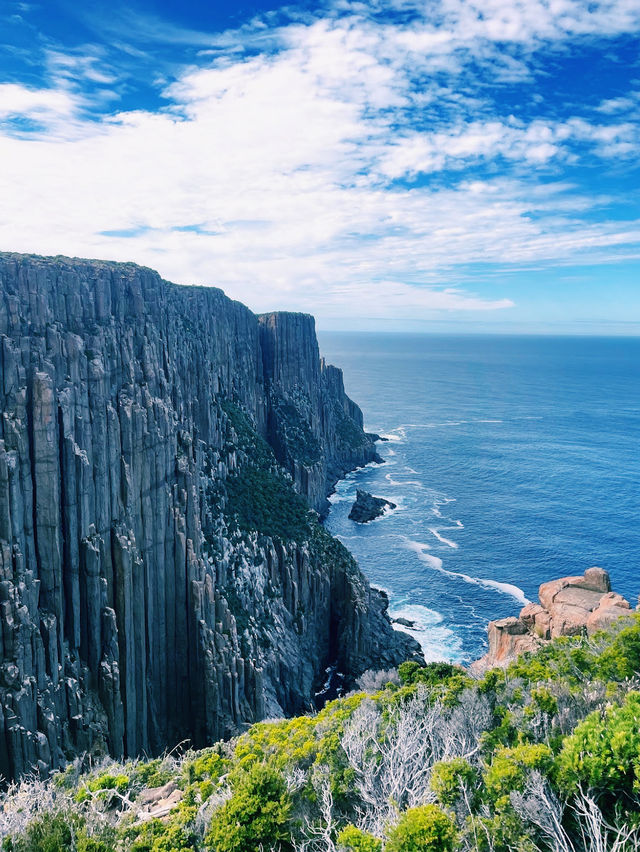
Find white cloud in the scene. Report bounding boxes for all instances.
[0,0,639,320]
[0,82,76,121]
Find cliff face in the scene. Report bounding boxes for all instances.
[0,253,420,782]
[258,312,381,516]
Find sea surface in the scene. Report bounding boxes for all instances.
[319,333,640,664]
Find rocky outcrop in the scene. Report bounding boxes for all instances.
[472,567,633,673]
[348,490,396,523]
[0,252,420,782]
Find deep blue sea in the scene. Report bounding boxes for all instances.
[319,333,640,664]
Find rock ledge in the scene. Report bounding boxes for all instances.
[472,567,633,673]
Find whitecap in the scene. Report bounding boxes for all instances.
[371,582,393,597]
[404,539,529,606]
[390,604,464,663]
[428,527,459,549]
[432,496,456,518]
[380,427,406,443]
[385,473,402,486]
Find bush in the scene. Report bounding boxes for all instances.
[430,758,477,806]
[3,811,89,852]
[557,690,640,796]
[130,758,175,790]
[385,805,457,852]
[484,744,553,804]
[225,466,311,542]
[337,824,383,851]
[205,763,292,852]
[397,661,462,687]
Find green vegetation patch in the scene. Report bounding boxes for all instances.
[220,400,313,541]
[271,397,322,467]
[4,614,640,852]
[224,465,312,541]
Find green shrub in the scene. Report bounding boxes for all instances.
[467,811,537,852]
[484,744,553,804]
[183,748,226,784]
[557,690,640,796]
[431,758,477,806]
[76,829,116,852]
[385,805,457,852]
[206,763,292,852]
[398,661,461,687]
[4,811,78,852]
[130,759,174,790]
[337,824,383,851]
[225,466,311,542]
[594,616,640,680]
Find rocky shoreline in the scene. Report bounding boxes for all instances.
[472,566,635,673]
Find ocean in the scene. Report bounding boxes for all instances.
[319,333,640,664]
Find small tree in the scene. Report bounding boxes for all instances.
[206,763,293,852]
[430,758,477,807]
[557,690,640,799]
[385,805,457,852]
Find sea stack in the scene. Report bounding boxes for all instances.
[348,489,396,523]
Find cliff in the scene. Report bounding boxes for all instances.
[0,252,420,781]
[472,567,633,673]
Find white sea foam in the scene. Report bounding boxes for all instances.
[476,579,530,605]
[432,496,456,518]
[380,427,406,443]
[475,419,503,423]
[390,604,464,663]
[371,582,393,597]
[404,539,530,606]
[385,472,423,489]
[428,527,459,549]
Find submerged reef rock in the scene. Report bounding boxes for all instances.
[472,566,633,673]
[0,252,421,781]
[348,489,396,523]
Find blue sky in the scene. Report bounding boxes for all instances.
[1,0,639,332]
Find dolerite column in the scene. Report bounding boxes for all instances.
[31,371,63,656]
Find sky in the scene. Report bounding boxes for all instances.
[1,0,639,332]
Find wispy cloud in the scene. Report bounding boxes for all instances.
[0,0,639,321]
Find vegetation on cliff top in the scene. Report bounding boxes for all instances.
[2,614,640,851]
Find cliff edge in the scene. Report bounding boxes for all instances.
[0,252,420,781]
[472,566,634,673]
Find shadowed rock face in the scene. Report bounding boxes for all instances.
[0,253,420,782]
[471,567,633,673]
